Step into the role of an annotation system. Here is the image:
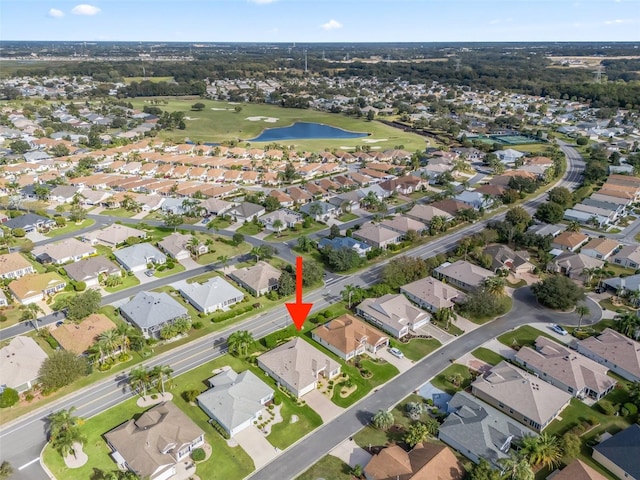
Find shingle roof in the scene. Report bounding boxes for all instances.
[0,336,48,390]
[228,261,280,294]
[0,253,33,276]
[113,243,166,270]
[50,313,116,354]
[400,277,465,310]
[312,314,387,355]
[364,443,464,480]
[32,238,95,262]
[63,255,121,282]
[578,328,640,380]
[434,260,494,289]
[120,291,187,329]
[550,459,609,480]
[592,424,640,479]
[357,294,430,332]
[174,276,244,312]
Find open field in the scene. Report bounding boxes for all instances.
[124,76,175,84]
[546,55,640,68]
[127,98,427,151]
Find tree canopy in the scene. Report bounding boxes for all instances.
[532,275,584,310]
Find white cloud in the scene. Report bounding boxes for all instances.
[71,4,101,15]
[321,19,343,31]
[248,0,277,4]
[604,18,632,24]
[48,8,64,18]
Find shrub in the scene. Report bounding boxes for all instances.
[192,321,203,329]
[0,314,7,323]
[622,402,638,417]
[182,389,200,403]
[252,302,260,308]
[0,387,19,408]
[74,281,86,292]
[598,399,616,416]
[273,394,282,406]
[576,136,588,146]
[12,228,25,238]
[45,335,60,350]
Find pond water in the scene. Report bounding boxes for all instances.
[247,122,368,142]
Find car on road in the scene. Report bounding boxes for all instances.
[55,321,64,327]
[144,270,155,277]
[550,324,568,336]
[389,347,404,359]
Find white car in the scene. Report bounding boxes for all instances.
[389,347,404,359]
[550,324,568,336]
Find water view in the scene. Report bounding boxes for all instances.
[247,122,369,142]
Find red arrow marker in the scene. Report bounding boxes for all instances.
[285,256,313,330]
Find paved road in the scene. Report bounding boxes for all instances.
[247,287,601,480]
[0,142,585,479]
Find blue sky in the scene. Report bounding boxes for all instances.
[1,0,639,42]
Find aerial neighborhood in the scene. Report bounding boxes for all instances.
[1,39,640,480]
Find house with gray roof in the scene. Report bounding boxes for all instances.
[32,238,96,265]
[299,201,338,222]
[174,277,244,314]
[197,367,274,437]
[353,222,402,249]
[548,252,604,282]
[114,243,166,273]
[4,213,56,233]
[527,223,564,238]
[82,223,146,247]
[610,244,640,269]
[257,338,340,398]
[471,361,572,432]
[227,202,265,222]
[603,274,640,294]
[158,232,207,261]
[438,391,536,468]
[63,255,121,287]
[259,209,303,231]
[120,291,188,338]
[483,244,535,274]
[201,198,233,216]
[400,277,465,313]
[317,236,371,257]
[592,424,640,480]
[49,185,80,203]
[228,261,280,297]
[577,328,640,383]
[356,293,430,339]
[515,336,616,401]
[433,260,494,291]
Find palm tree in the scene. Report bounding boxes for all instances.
[129,366,153,398]
[566,220,581,232]
[582,267,598,287]
[115,323,132,356]
[97,328,120,357]
[250,247,262,263]
[372,409,394,430]
[20,303,44,331]
[48,408,86,459]
[615,312,640,340]
[434,308,456,331]
[627,289,640,308]
[483,276,506,297]
[342,284,358,309]
[429,215,446,235]
[187,236,201,258]
[272,219,285,237]
[151,365,174,394]
[217,255,229,271]
[525,432,563,469]
[498,452,534,480]
[575,304,590,331]
[227,330,255,357]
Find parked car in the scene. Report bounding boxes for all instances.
[55,321,64,327]
[550,324,568,336]
[144,270,155,277]
[389,347,404,359]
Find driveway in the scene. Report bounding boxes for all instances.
[416,324,454,344]
[477,338,516,360]
[234,426,279,469]
[330,439,372,469]
[304,389,343,423]
[376,348,415,372]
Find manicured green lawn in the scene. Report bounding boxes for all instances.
[337,212,358,222]
[267,393,323,450]
[154,263,186,278]
[263,222,327,242]
[430,364,475,396]
[297,455,354,480]
[0,304,25,328]
[236,222,264,236]
[391,338,441,361]
[471,347,505,366]
[195,238,251,265]
[124,76,174,84]
[103,274,140,293]
[46,219,95,237]
[103,207,136,218]
[497,325,563,349]
[206,216,233,230]
[128,98,427,152]
[331,356,399,408]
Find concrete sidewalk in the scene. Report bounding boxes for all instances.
[330,439,372,469]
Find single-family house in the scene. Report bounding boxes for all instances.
[610,244,640,269]
[175,277,244,314]
[51,313,117,355]
[581,238,620,261]
[471,361,572,432]
[49,185,81,203]
[63,255,122,287]
[299,201,338,222]
[356,293,430,339]
[8,272,66,305]
[592,424,640,480]
[438,391,537,468]
[494,148,525,165]
[483,244,535,274]
[257,338,341,398]
[158,233,207,261]
[547,252,604,282]
[551,231,590,252]
[527,223,564,238]
[0,252,35,279]
[267,190,294,207]
[353,222,402,249]
[380,215,427,236]
[400,277,466,313]
[576,328,640,383]
[82,224,146,247]
[312,314,389,360]
[364,443,465,480]
[455,190,491,210]
[515,336,616,401]
[405,204,453,225]
[201,198,233,216]
[32,238,96,265]
[197,367,274,437]
[0,336,48,392]
[602,274,640,295]
[4,213,56,233]
[104,401,205,480]
[433,260,494,291]
[317,236,371,257]
[379,175,423,195]
[260,209,303,232]
[430,199,472,217]
[228,261,280,297]
[120,291,189,339]
[228,202,265,222]
[114,243,167,273]
[548,459,609,480]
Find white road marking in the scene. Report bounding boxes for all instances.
[18,458,39,470]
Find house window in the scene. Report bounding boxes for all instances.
[498,403,504,409]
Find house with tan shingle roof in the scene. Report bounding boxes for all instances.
[577,328,640,382]
[581,237,620,260]
[0,336,48,392]
[551,231,590,252]
[63,255,121,288]
[471,361,572,432]
[312,314,389,360]
[380,215,427,236]
[82,223,146,247]
[9,272,66,305]
[433,260,494,292]
[515,336,616,401]
[549,459,609,480]
[228,261,281,297]
[356,293,430,339]
[257,338,341,398]
[400,277,465,313]
[353,222,402,249]
[51,313,117,354]
[364,443,464,480]
[32,238,96,265]
[0,253,35,280]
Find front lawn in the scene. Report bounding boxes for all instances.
[195,237,251,265]
[0,304,25,328]
[236,222,264,236]
[497,325,563,350]
[154,263,186,278]
[430,364,476,396]
[297,455,353,480]
[331,356,399,408]
[103,207,136,218]
[337,212,358,222]
[391,338,441,361]
[471,347,505,366]
[267,393,323,450]
[103,274,140,293]
[263,221,327,242]
[46,218,95,238]
[205,216,233,230]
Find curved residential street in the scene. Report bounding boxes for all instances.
[0,141,588,480]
